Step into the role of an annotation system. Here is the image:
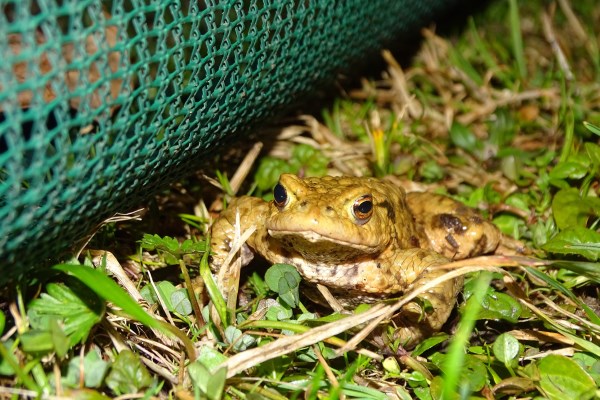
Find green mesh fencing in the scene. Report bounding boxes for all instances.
[0,0,457,283]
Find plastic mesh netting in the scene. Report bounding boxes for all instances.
[0,0,456,282]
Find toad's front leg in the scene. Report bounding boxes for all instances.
[390,249,463,348]
[209,196,270,272]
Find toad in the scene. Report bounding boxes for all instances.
[210,174,504,346]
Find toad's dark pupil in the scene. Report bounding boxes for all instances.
[274,183,287,206]
[356,200,372,214]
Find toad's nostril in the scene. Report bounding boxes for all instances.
[325,206,334,214]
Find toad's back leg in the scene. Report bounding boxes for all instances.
[406,192,501,260]
[389,249,463,348]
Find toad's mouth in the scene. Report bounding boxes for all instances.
[268,228,378,253]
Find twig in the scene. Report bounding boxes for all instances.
[220,303,390,378]
[229,142,263,194]
[557,0,588,42]
[542,8,574,81]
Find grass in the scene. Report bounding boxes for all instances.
[2,0,600,398]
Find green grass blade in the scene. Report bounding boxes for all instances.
[526,265,600,326]
[449,46,483,87]
[0,340,39,392]
[559,109,575,163]
[52,263,198,361]
[442,272,493,399]
[199,242,229,325]
[509,0,526,79]
[468,18,512,87]
[52,264,165,331]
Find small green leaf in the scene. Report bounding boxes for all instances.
[413,386,432,400]
[163,252,179,266]
[20,330,54,355]
[255,354,294,379]
[139,285,158,305]
[543,227,600,261]
[479,291,522,323]
[247,271,269,297]
[265,264,302,308]
[549,161,589,181]
[585,142,600,168]
[0,340,15,375]
[493,214,525,238]
[151,282,193,315]
[339,382,389,400]
[49,319,69,358]
[139,234,188,265]
[140,234,177,254]
[406,370,429,389]
[450,123,479,153]
[382,357,401,375]
[432,353,488,393]
[463,187,485,208]
[197,346,229,372]
[224,326,256,352]
[139,234,163,251]
[505,192,531,211]
[105,350,154,395]
[493,333,521,368]
[583,121,600,137]
[537,354,596,400]
[297,312,318,322]
[419,160,445,181]
[51,264,169,334]
[163,236,181,254]
[155,281,177,311]
[460,356,489,392]
[81,349,111,388]
[180,239,206,253]
[265,303,294,321]
[278,274,300,308]
[292,144,329,177]
[551,188,599,230]
[463,280,522,323]
[28,281,104,349]
[61,347,110,389]
[224,326,242,347]
[188,360,227,400]
[449,46,483,86]
[572,353,600,387]
[254,157,297,194]
[170,289,192,316]
[573,352,600,373]
[411,333,450,357]
[264,264,300,291]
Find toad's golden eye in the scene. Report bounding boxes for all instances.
[352,194,373,224]
[273,183,288,209]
